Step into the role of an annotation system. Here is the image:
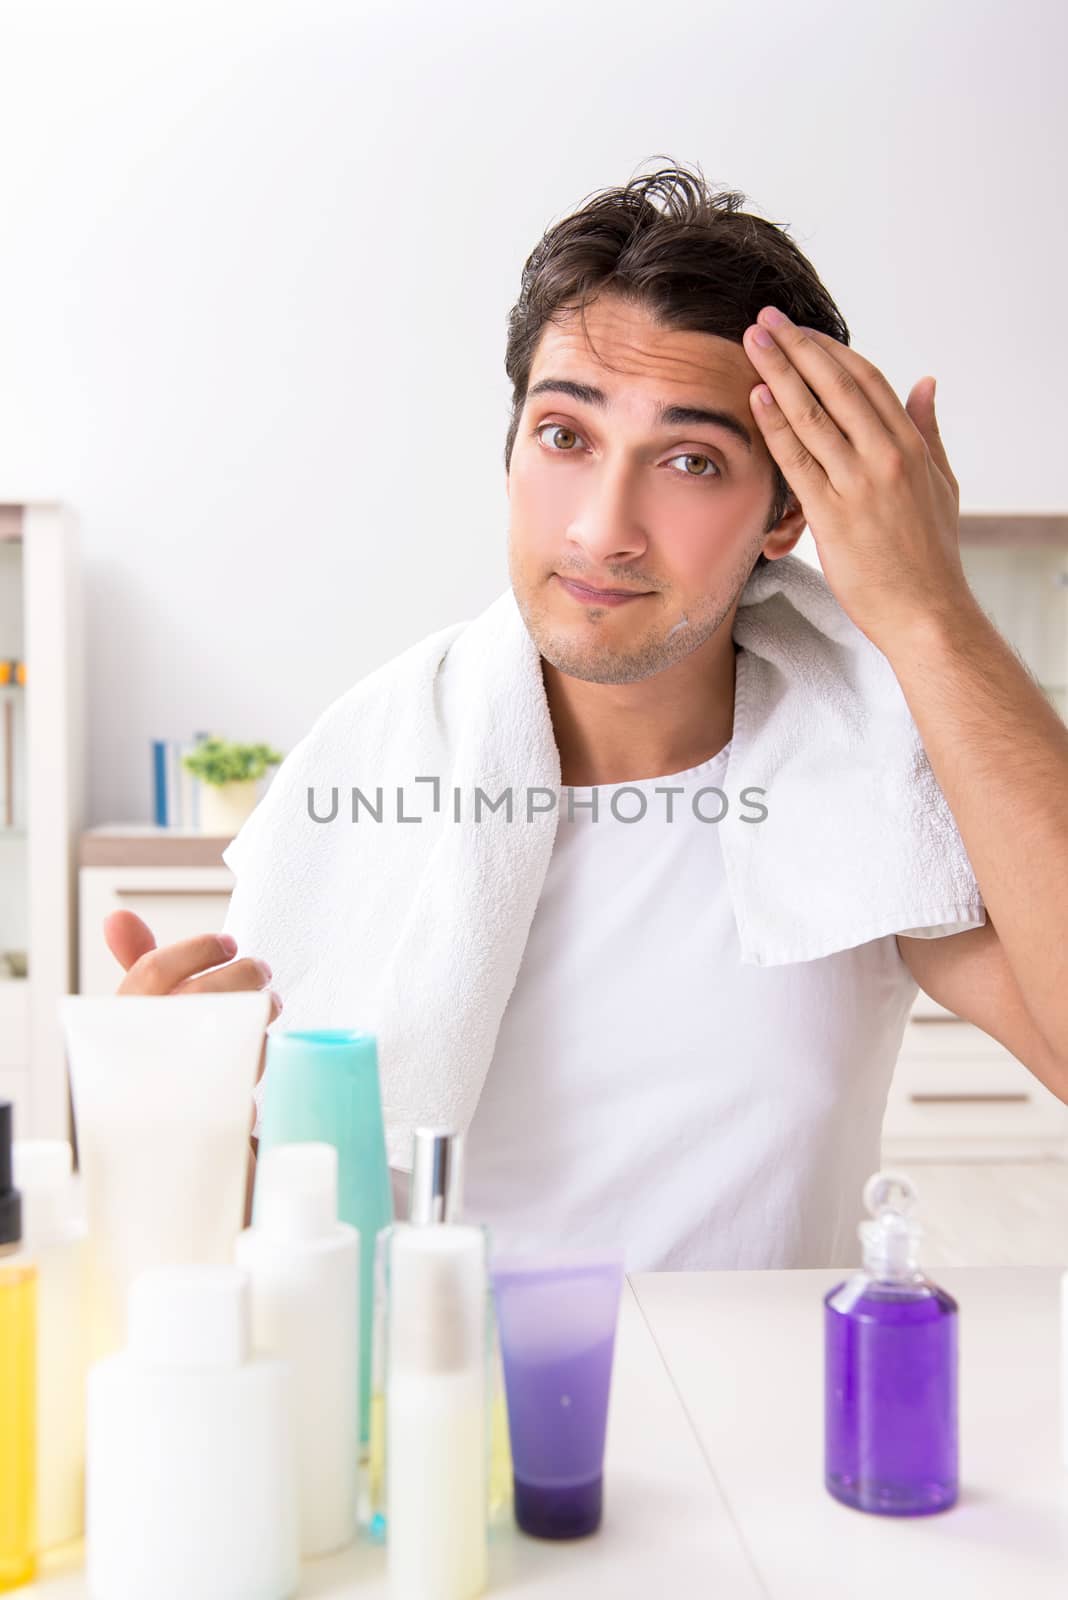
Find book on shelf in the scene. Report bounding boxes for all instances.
[151,731,210,828]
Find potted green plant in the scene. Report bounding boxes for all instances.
[181,737,284,837]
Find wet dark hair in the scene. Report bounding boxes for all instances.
[503,157,850,567]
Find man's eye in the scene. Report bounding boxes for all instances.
[534,423,583,451]
[533,424,721,481]
[667,453,720,480]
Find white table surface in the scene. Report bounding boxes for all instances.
[631,1265,1068,1597]
[23,1267,1068,1596]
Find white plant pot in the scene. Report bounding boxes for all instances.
[200,778,259,837]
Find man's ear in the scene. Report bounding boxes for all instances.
[761,493,807,561]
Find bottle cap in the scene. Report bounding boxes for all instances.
[256,1142,338,1241]
[388,1223,485,1377]
[0,1102,22,1248]
[858,1170,923,1280]
[128,1265,251,1370]
[409,1127,465,1225]
[13,1139,78,1242]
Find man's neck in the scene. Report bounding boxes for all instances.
[542,634,739,788]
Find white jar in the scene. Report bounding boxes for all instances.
[235,1142,360,1556]
[86,1264,298,1600]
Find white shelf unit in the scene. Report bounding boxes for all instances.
[883,511,1068,1162]
[0,503,85,1139]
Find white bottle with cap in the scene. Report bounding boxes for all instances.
[234,1141,360,1556]
[86,1264,299,1600]
[367,1129,511,1543]
[387,1222,488,1600]
[13,1139,89,1549]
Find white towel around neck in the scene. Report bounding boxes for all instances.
[221,554,984,1171]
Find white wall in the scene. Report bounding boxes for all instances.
[1,0,1064,825]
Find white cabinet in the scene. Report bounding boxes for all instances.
[883,1005,1068,1160]
[79,828,234,995]
[0,503,85,1139]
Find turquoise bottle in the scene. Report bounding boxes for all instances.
[255,1029,393,1450]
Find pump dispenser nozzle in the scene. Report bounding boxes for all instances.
[408,1127,465,1226]
[859,1170,923,1281]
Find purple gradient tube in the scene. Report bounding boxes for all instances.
[490,1253,624,1540]
[824,1171,958,1515]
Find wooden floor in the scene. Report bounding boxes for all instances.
[890,1160,1068,1267]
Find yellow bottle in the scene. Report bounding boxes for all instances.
[487,1322,513,1525]
[0,1102,37,1592]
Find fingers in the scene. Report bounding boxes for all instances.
[103,910,158,972]
[118,931,241,996]
[173,960,283,1025]
[173,955,274,997]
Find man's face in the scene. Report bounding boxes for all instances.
[506,292,800,685]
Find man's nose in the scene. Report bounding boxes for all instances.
[565,458,649,566]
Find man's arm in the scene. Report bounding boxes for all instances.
[897,919,1067,1100]
[736,313,1067,1086]
[887,599,1068,1097]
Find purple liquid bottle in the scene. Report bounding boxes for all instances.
[824,1170,958,1516]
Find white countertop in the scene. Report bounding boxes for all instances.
[632,1265,1068,1597]
[24,1266,1068,1596]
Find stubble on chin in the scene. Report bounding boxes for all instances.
[513,576,740,687]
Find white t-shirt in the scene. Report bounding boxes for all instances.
[444,740,919,1273]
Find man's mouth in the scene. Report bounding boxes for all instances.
[554,574,652,607]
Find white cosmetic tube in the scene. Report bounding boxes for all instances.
[235,1142,360,1556]
[61,991,270,1360]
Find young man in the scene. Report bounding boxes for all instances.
[106,162,1068,1269]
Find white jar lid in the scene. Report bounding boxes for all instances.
[13,1139,79,1241]
[256,1141,338,1240]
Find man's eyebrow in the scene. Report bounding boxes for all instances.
[526,377,754,454]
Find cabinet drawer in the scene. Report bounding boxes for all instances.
[886,1063,1067,1144]
[891,1049,1049,1103]
[885,1018,1068,1147]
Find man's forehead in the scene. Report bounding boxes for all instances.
[529,305,755,398]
